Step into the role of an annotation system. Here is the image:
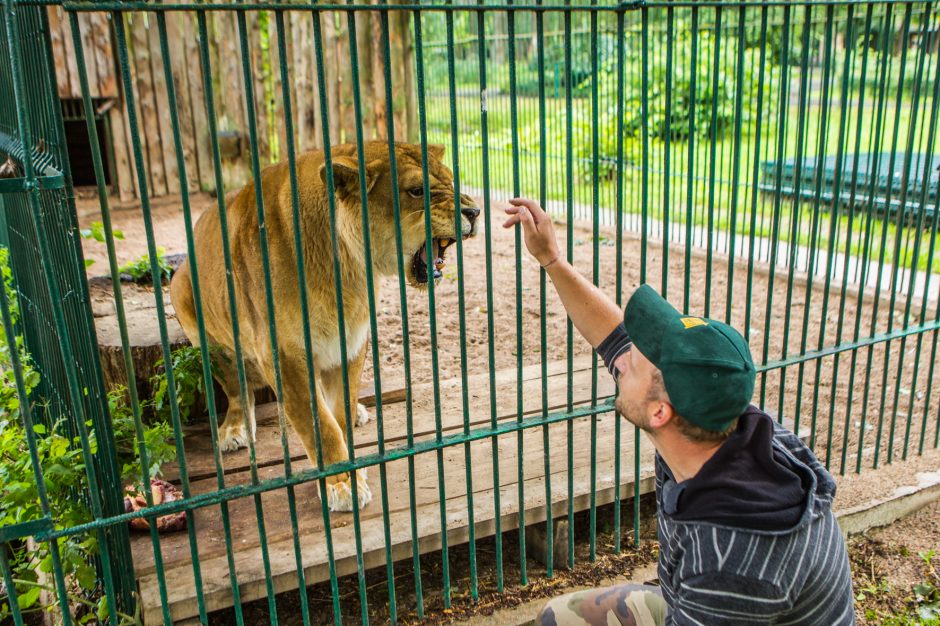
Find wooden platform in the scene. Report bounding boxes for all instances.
[133,358,658,624]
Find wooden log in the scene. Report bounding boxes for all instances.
[290,12,315,152]
[130,12,168,196]
[370,1,387,140]
[147,15,181,195]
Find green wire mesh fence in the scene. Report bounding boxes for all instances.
[1,0,939,624]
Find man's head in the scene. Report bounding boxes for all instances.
[614,285,756,442]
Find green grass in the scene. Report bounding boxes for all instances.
[425,92,940,276]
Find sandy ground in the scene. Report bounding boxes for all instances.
[76,188,940,623]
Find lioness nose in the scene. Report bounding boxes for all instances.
[461,206,480,221]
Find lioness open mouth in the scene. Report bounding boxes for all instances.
[412,238,457,284]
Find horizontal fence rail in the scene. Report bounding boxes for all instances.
[2,0,940,624]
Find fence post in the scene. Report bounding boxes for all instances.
[0,0,137,618]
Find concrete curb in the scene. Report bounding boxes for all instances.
[837,470,940,537]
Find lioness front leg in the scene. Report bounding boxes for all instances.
[282,358,372,512]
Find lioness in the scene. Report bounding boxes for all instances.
[170,141,479,511]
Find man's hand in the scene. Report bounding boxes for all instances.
[502,197,561,268]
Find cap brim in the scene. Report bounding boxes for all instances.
[624,284,682,368]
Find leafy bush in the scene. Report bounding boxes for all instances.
[0,245,175,623]
[119,247,172,284]
[149,345,216,424]
[575,31,774,180]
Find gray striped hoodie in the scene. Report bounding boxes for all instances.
[654,409,855,625]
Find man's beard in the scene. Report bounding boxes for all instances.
[616,394,652,433]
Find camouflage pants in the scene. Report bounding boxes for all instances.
[535,583,667,626]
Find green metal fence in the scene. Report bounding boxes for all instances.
[1,0,940,624]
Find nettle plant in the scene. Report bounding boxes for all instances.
[0,246,175,624]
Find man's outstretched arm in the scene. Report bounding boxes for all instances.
[503,197,622,349]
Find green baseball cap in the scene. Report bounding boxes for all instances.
[624,284,755,432]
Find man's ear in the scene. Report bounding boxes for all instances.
[649,401,676,430]
[319,156,378,195]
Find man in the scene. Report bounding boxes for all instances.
[502,198,855,626]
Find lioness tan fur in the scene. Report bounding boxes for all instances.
[170,141,479,511]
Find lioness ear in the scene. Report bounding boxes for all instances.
[427,143,446,160]
[319,156,377,194]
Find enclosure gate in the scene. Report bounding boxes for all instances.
[2,0,940,624]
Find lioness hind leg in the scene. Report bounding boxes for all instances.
[215,350,262,453]
[280,355,371,511]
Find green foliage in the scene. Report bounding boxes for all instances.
[149,345,215,424]
[118,246,172,284]
[0,246,174,623]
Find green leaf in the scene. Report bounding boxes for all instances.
[17,585,41,610]
[96,595,109,622]
[32,423,45,435]
[75,563,97,591]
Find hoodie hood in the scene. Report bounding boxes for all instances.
[658,406,834,532]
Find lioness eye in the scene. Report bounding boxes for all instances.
[407,187,424,198]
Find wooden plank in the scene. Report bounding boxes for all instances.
[78,14,100,99]
[147,14,181,195]
[162,357,602,482]
[137,410,654,623]
[130,12,168,196]
[88,12,117,99]
[58,7,80,98]
[46,7,70,98]
[165,11,198,191]
[215,10,249,191]
[116,13,141,200]
[180,10,213,192]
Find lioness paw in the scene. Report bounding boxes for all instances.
[324,470,372,512]
[218,422,250,453]
[356,403,371,427]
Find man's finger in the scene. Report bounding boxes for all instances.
[509,197,547,222]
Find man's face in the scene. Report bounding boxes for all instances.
[613,345,661,432]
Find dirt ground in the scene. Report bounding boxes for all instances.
[74,188,940,623]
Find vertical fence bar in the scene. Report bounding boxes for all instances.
[726,6,746,324]
[744,5,769,340]
[445,0,480,601]
[872,3,912,470]
[272,10,317,625]
[838,4,875,475]
[613,3,626,554]
[505,0,528,585]
[473,0,504,592]
[815,4,855,468]
[683,6,698,314]
[413,8,453,607]
[884,3,929,465]
[536,0,554,578]
[796,5,835,449]
[377,3,424,615]
[69,10,174,623]
[13,3,132,616]
[563,0,575,569]
[704,6,721,318]
[193,10,253,623]
[853,3,895,474]
[588,0,600,563]
[310,8,372,620]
